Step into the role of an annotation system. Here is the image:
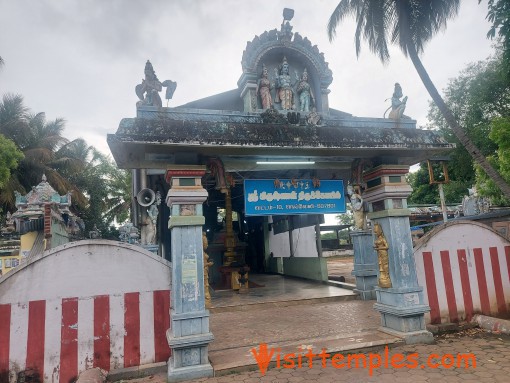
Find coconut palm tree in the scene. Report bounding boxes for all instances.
[0,95,87,210]
[328,0,510,199]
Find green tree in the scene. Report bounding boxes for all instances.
[423,51,510,204]
[0,94,131,237]
[68,146,131,235]
[328,0,510,199]
[485,0,510,73]
[476,116,510,205]
[0,134,23,189]
[336,207,353,226]
[0,94,90,211]
[408,162,468,205]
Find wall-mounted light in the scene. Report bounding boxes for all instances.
[256,161,315,165]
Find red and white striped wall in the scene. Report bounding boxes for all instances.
[414,221,510,324]
[0,291,170,383]
[0,240,172,383]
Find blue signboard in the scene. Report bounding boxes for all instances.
[244,179,346,216]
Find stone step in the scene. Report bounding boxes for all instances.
[327,279,357,290]
[209,293,358,313]
[209,330,403,376]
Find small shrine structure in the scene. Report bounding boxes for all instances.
[10,174,82,259]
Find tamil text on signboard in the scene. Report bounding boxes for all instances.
[244,179,346,216]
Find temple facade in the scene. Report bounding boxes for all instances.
[108,9,453,380]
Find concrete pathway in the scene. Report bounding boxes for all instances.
[116,329,510,382]
[111,274,510,382]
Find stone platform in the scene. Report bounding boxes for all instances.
[207,274,401,374]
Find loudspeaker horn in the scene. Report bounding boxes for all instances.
[137,188,156,207]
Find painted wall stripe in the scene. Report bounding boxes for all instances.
[44,300,62,383]
[78,297,94,373]
[93,295,110,370]
[457,249,474,321]
[109,294,124,370]
[431,248,447,321]
[466,248,482,314]
[0,304,11,373]
[1,291,172,381]
[474,248,491,315]
[414,253,431,323]
[440,250,459,322]
[9,303,28,373]
[422,252,441,324]
[124,292,140,368]
[153,290,171,362]
[483,246,498,314]
[26,300,45,380]
[60,298,78,383]
[506,246,510,285]
[139,292,155,364]
[489,247,507,315]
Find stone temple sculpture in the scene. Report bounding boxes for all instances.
[136,60,177,107]
[256,63,273,110]
[347,183,366,230]
[385,82,408,120]
[274,56,295,110]
[296,68,315,112]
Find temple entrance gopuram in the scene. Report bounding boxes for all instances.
[107,9,453,381]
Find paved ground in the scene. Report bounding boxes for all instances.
[326,255,355,284]
[112,273,509,382]
[119,329,510,382]
[208,299,399,373]
[210,274,356,311]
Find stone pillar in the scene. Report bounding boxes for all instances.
[350,230,378,300]
[165,166,214,382]
[363,165,433,344]
[239,76,258,112]
[319,87,330,115]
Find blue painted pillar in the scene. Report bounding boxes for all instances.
[350,230,378,300]
[165,166,214,381]
[363,165,433,344]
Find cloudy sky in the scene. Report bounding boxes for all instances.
[0,0,496,156]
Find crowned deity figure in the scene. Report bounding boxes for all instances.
[256,63,273,110]
[387,82,408,120]
[274,56,294,110]
[296,68,315,112]
[347,183,366,230]
[374,223,392,288]
[136,60,163,108]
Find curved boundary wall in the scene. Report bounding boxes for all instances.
[413,221,510,324]
[0,240,171,383]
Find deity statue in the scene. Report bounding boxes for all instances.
[296,68,315,112]
[256,64,273,110]
[374,223,392,288]
[274,56,295,110]
[386,83,408,120]
[347,183,366,230]
[203,232,214,308]
[136,60,163,108]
